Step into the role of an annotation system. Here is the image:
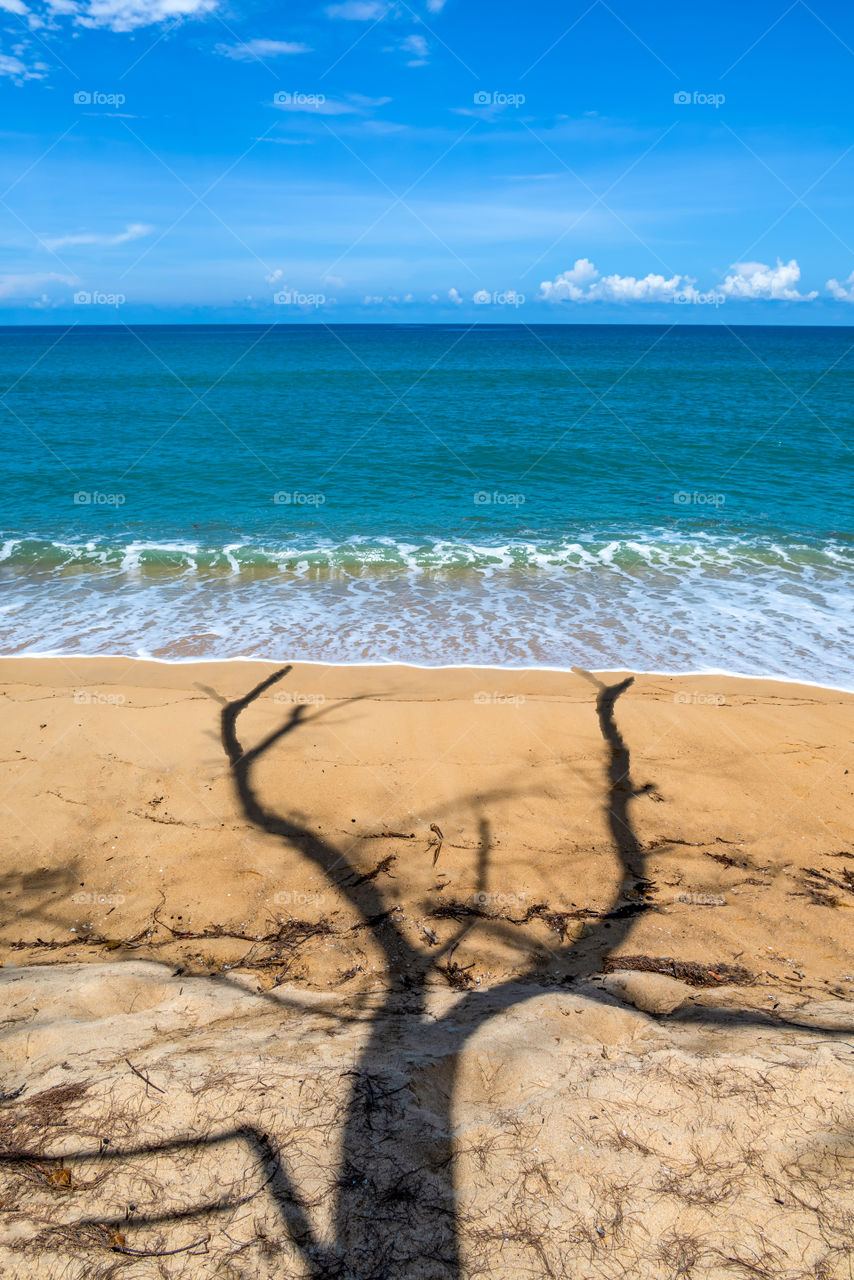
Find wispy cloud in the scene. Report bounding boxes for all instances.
[216,37,311,60]
[274,92,390,116]
[0,270,76,298]
[325,0,388,18]
[400,32,428,64]
[42,222,154,250]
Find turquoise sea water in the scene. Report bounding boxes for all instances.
[1,324,852,684]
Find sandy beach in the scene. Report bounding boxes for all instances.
[1,657,852,988]
[1,657,853,1276]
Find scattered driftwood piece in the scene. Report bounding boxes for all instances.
[125,1059,166,1095]
[602,955,754,987]
[428,823,444,867]
[109,1233,210,1258]
[349,855,397,886]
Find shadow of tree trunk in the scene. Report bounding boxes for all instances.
[218,667,650,1278]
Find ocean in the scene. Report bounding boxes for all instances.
[2,323,852,686]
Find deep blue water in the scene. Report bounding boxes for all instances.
[1,324,852,682]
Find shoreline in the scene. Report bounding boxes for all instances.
[3,650,853,695]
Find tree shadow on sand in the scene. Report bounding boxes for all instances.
[2,668,852,1277]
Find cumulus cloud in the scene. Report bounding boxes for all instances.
[538,258,599,301]
[826,270,854,301]
[42,221,153,250]
[592,270,686,302]
[721,258,816,301]
[425,0,445,9]
[539,258,688,303]
[448,287,463,304]
[216,38,311,59]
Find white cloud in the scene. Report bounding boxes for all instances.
[274,92,389,116]
[448,287,462,304]
[325,0,387,17]
[0,0,29,14]
[540,257,692,303]
[0,271,76,298]
[539,256,821,304]
[53,0,218,32]
[216,37,311,59]
[266,268,284,284]
[42,221,153,250]
[426,0,445,9]
[538,257,599,301]
[275,96,359,116]
[826,270,854,301]
[401,32,427,58]
[0,49,46,79]
[721,258,816,301]
[347,93,391,107]
[591,270,685,302]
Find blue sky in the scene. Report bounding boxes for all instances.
[1,0,854,322]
